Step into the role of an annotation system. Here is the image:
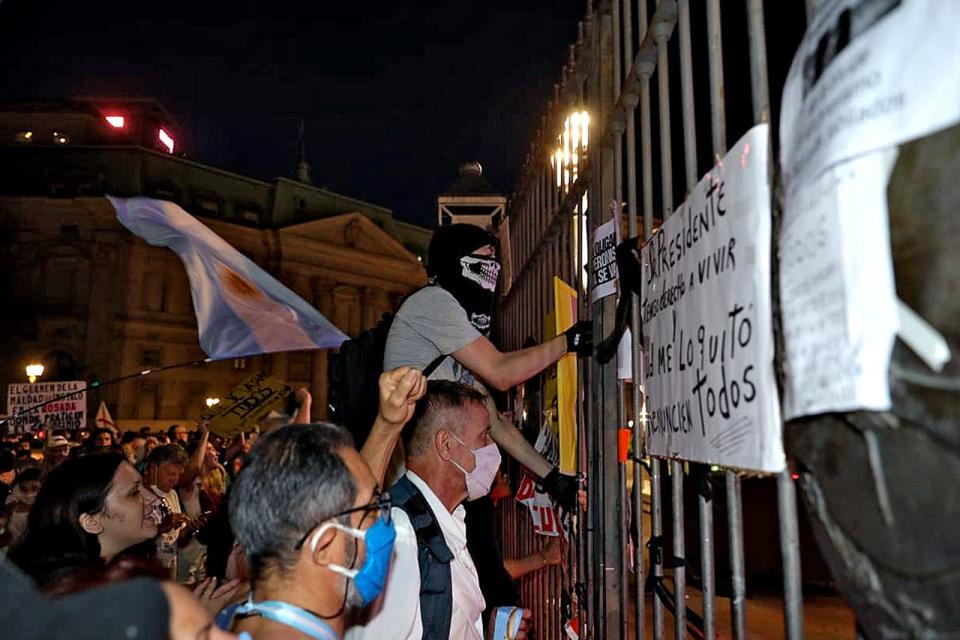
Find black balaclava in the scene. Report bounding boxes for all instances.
[427,224,501,335]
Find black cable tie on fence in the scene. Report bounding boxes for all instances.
[667,555,686,569]
[575,581,587,607]
[630,456,652,474]
[647,534,664,565]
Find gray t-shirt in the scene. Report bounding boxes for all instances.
[384,286,484,389]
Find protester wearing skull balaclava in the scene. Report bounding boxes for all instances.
[383,219,592,516]
[427,224,501,335]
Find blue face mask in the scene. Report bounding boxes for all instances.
[310,512,397,607]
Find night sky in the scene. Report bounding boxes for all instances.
[0,0,585,228]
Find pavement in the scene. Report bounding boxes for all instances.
[622,583,856,639]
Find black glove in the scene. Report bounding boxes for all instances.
[564,320,593,357]
[540,466,579,513]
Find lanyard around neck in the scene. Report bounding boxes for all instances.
[234,598,340,640]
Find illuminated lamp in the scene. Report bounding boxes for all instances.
[105,115,125,128]
[158,128,175,154]
[26,363,44,384]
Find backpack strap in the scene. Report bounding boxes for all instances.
[422,353,449,378]
[390,475,453,640]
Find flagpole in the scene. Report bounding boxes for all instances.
[1,358,212,428]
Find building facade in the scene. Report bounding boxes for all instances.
[0,99,429,430]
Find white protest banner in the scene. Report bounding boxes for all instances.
[6,381,88,434]
[780,149,900,418]
[516,474,561,537]
[778,0,960,419]
[514,420,561,537]
[590,214,620,302]
[641,124,783,472]
[780,0,960,189]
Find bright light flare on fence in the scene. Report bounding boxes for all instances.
[551,110,589,192]
[105,115,126,129]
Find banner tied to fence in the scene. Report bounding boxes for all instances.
[640,123,784,473]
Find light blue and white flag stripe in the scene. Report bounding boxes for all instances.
[108,196,348,360]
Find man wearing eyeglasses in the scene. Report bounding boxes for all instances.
[224,422,394,640]
[219,367,426,640]
[347,380,532,640]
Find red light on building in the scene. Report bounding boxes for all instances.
[105,115,125,129]
[158,128,175,154]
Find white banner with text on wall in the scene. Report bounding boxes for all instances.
[641,124,783,473]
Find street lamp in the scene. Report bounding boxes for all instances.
[205,397,221,408]
[26,363,44,384]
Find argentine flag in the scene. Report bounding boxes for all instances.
[109,196,348,360]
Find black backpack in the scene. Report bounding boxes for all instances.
[327,312,395,445]
[327,310,448,445]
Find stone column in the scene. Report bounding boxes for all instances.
[332,285,359,337]
[360,286,387,332]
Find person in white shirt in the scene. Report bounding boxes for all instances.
[143,444,194,579]
[347,381,531,640]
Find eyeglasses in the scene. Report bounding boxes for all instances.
[294,492,392,550]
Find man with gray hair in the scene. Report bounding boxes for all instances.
[347,380,531,640]
[220,367,426,640]
[224,423,391,640]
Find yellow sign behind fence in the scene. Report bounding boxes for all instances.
[553,277,579,474]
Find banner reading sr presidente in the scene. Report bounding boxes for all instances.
[641,124,783,473]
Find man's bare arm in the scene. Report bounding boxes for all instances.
[360,368,427,486]
[453,335,567,392]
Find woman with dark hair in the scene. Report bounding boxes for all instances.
[7,453,160,587]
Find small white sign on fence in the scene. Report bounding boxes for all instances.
[590,215,620,303]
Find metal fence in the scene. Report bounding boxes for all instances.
[495,1,811,638]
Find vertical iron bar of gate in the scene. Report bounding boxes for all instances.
[543,163,551,640]
[651,7,686,638]
[704,1,748,637]
[548,161,559,640]
[676,0,717,637]
[541,159,550,640]
[576,32,598,633]
[637,1,660,636]
[744,0,805,637]
[621,1,645,635]
[612,1,631,638]
[600,4,625,636]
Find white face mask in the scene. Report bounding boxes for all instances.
[446,432,501,501]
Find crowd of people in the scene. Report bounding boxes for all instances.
[2,224,588,640]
